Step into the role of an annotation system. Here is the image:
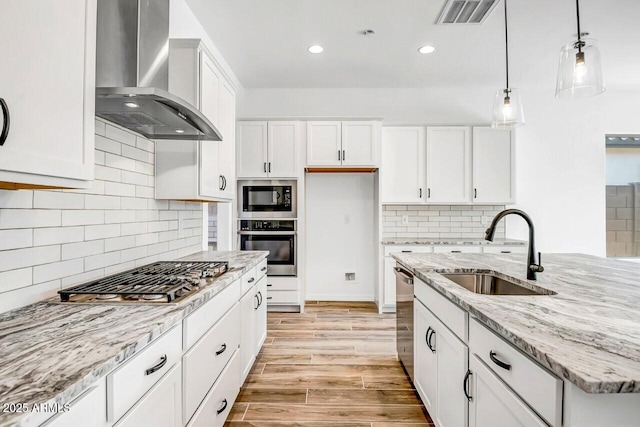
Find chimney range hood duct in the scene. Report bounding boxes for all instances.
[95,0,222,141]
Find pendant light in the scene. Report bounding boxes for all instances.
[492,0,525,129]
[555,0,605,98]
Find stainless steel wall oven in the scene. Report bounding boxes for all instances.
[239,220,297,277]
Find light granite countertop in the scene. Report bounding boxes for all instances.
[382,238,526,246]
[392,252,640,394]
[0,250,268,427]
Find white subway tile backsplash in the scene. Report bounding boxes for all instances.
[0,246,60,271]
[33,227,84,246]
[0,210,61,229]
[61,210,105,226]
[33,191,85,210]
[382,204,506,239]
[85,224,121,241]
[0,230,33,251]
[33,259,84,284]
[0,121,202,313]
[62,240,104,261]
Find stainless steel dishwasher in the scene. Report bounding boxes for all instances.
[394,263,415,381]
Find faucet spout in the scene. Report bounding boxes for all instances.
[484,209,544,280]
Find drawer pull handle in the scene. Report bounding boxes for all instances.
[267,284,273,287]
[254,294,260,310]
[489,350,512,371]
[258,291,263,306]
[261,266,267,272]
[451,250,462,253]
[215,343,227,356]
[145,354,167,376]
[463,369,473,401]
[500,250,511,253]
[0,98,9,146]
[401,250,412,253]
[426,327,436,353]
[216,398,228,415]
[267,296,273,300]
[247,277,255,283]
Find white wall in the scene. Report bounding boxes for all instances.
[0,120,203,314]
[306,173,375,301]
[606,148,640,185]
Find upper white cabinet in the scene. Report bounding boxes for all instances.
[426,127,471,204]
[380,126,513,205]
[156,39,236,201]
[381,127,425,204]
[237,121,301,178]
[0,0,96,190]
[472,127,514,204]
[307,121,379,167]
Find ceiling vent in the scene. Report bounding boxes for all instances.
[437,0,499,24]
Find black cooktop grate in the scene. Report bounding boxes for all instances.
[58,261,228,302]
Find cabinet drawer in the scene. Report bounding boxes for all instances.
[187,350,240,427]
[241,267,258,296]
[414,277,467,341]
[108,326,182,423]
[183,280,240,350]
[432,245,482,254]
[482,246,527,254]
[470,318,562,426]
[384,245,433,256]
[266,276,299,291]
[43,378,108,427]
[256,258,268,280]
[184,302,240,424]
[266,290,299,304]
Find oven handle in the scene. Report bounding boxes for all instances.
[238,231,297,235]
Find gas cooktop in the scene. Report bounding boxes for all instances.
[58,261,228,304]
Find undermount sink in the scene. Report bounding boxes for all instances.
[440,273,556,296]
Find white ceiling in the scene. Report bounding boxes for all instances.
[184,0,640,89]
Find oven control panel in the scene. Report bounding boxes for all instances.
[240,220,296,231]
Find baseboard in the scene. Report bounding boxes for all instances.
[305,294,375,301]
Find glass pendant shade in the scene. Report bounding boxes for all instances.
[555,38,605,98]
[492,88,525,128]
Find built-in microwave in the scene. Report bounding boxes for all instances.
[238,180,297,219]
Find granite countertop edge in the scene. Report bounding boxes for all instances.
[0,250,268,427]
[391,252,640,395]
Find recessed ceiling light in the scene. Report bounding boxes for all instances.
[308,45,324,54]
[124,102,139,108]
[175,129,185,134]
[418,45,436,54]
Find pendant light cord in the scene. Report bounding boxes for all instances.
[504,0,510,90]
[576,0,583,52]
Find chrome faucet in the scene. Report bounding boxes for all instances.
[484,209,544,280]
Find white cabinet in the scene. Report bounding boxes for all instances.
[426,127,471,203]
[432,246,482,254]
[254,276,268,352]
[381,127,425,204]
[414,299,469,427]
[0,0,96,189]
[383,258,397,308]
[307,121,379,167]
[236,121,301,178]
[160,39,237,201]
[43,379,110,427]
[115,363,182,427]
[472,127,514,204]
[239,285,257,382]
[469,355,547,427]
[380,126,514,204]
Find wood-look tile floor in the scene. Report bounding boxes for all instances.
[225,301,434,426]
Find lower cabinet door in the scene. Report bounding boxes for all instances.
[115,363,182,427]
[240,286,257,383]
[188,351,241,427]
[42,378,109,427]
[469,355,547,427]
[414,300,437,415]
[254,276,268,353]
[434,315,469,427]
[383,257,396,309]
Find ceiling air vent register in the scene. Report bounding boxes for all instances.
[437,0,499,24]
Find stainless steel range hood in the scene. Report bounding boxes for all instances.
[95,0,222,141]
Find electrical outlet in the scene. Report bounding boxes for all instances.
[401,215,409,225]
[344,215,351,224]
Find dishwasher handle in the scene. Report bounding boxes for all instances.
[393,267,414,285]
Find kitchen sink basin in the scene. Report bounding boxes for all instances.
[440,273,556,296]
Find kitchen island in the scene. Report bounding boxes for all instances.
[392,251,640,427]
[0,250,268,427]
